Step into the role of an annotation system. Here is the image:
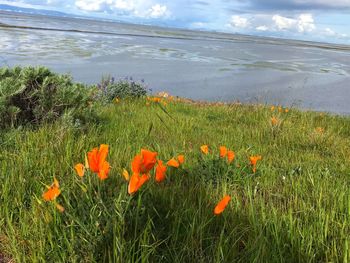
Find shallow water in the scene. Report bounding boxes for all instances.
[1,11,350,114]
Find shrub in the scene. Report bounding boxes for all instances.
[0,66,95,129]
[95,75,148,102]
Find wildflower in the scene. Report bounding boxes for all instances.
[157,91,169,98]
[55,203,65,213]
[285,108,289,113]
[177,155,185,165]
[87,144,110,180]
[315,127,324,134]
[200,145,209,155]
[98,161,110,180]
[167,154,184,168]
[278,106,283,113]
[128,173,150,194]
[131,149,158,174]
[271,116,279,126]
[122,168,130,181]
[167,158,179,168]
[249,155,262,173]
[155,160,167,182]
[270,106,275,111]
[115,98,120,103]
[74,163,85,177]
[214,195,231,215]
[147,96,162,103]
[227,150,235,163]
[219,146,228,158]
[43,177,61,201]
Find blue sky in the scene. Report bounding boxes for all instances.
[1,0,350,44]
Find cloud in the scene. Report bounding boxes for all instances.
[323,27,348,38]
[272,15,295,30]
[229,15,250,28]
[145,4,170,18]
[228,13,316,34]
[272,13,315,32]
[256,25,268,31]
[75,0,110,12]
[74,0,170,18]
[246,0,350,10]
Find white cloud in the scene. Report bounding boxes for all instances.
[114,0,135,11]
[323,27,348,38]
[74,0,170,18]
[145,4,170,18]
[272,13,315,33]
[75,0,110,12]
[230,15,250,28]
[272,15,296,30]
[297,13,315,32]
[256,25,269,31]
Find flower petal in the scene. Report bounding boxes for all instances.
[74,163,85,177]
[177,155,185,165]
[219,146,228,158]
[227,151,235,163]
[200,145,209,154]
[155,160,167,183]
[167,158,179,168]
[214,195,231,215]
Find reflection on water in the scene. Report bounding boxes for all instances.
[1,11,350,114]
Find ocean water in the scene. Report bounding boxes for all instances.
[1,11,350,114]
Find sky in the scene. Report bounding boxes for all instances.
[1,0,350,44]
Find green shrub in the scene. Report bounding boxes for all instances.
[0,66,96,129]
[96,75,148,102]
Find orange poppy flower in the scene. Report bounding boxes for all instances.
[131,149,158,174]
[270,106,275,111]
[74,163,85,177]
[155,160,167,182]
[167,158,180,168]
[271,116,279,126]
[55,203,65,213]
[98,161,110,180]
[43,178,61,201]
[285,108,289,113]
[315,127,324,134]
[219,146,228,158]
[227,150,235,163]
[200,145,209,154]
[128,173,150,194]
[214,195,231,215]
[249,155,262,173]
[88,144,109,173]
[87,144,110,180]
[177,155,185,165]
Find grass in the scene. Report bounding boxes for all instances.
[0,98,349,262]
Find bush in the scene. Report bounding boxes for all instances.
[0,66,95,129]
[95,75,148,102]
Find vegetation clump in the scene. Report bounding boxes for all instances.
[0,68,349,262]
[0,66,95,128]
[95,75,148,102]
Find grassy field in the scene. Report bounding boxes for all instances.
[0,98,349,262]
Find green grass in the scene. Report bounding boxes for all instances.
[0,99,349,262]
